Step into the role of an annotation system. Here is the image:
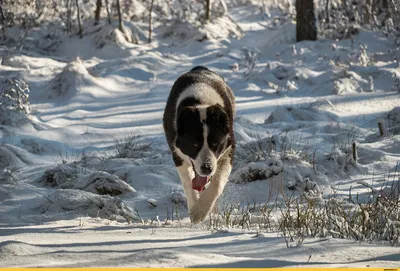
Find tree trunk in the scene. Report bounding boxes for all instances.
[75,0,83,38]
[105,0,111,24]
[296,0,317,42]
[116,0,123,32]
[364,0,372,25]
[325,0,330,24]
[148,0,155,43]
[66,0,71,33]
[0,0,6,40]
[95,0,102,25]
[205,0,211,23]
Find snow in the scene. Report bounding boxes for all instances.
[1,0,400,268]
[0,219,399,268]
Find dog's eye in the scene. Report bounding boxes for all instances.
[192,143,199,148]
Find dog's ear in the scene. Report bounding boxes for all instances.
[177,106,199,136]
[206,104,229,134]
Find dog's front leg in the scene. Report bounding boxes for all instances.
[177,161,199,212]
[189,150,232,224]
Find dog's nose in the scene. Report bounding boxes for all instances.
[200,163,213,175]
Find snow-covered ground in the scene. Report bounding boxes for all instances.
[1,2,400,268]
[1,218,400,268]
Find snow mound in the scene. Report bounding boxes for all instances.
[47,57,92,98]
[159,20,204,41]
[231,151,324,195]
[386,107,400,135]
[147,191,187,209]
[201,16,243,40]
[39,164,135,196]
[265,106,338,124]
[89,58,155,81]
[0,241,47,256]
[0,144,35,169]
[159,16,243,43]
[0,78,31,127]
[92,24,143,48]
[34,189,140,223]
[70,171,136,196]
[322,148,364,178]
[1,54,65,70]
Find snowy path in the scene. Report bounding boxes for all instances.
[1,219,399,268]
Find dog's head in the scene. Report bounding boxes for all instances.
[176,104,230,177]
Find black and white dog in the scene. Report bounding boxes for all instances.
[163,66,236,223]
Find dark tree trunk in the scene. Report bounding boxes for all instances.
[95,0,102,25]
[75,0,83,38]
[325,0,330,24]
[296,0,317,42]
[205,0,211,23]
[148,0,155,43]
[116,0,123,31]
[0,0,6,39]
[105,0,111,24]
[66,0,72,33]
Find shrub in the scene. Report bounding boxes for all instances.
[0,78,31,126]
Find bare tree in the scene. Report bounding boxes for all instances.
[0,0,6,40]
[148,0,155,43]
[75,0,83,37]
[116,0,123,32]
[105,0,111,24]
[66,0,72,33]
[205,0,211,23]
[95,0,102,25]
[296,0,317,42]
[325,0,330,24]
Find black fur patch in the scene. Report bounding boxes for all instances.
[190,66,209,72]
[206,105,229,158]
[176,106,203,160]
[163,66,236,167]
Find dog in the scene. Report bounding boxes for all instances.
[163,66,236,224]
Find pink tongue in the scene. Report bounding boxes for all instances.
[192,175,210,191]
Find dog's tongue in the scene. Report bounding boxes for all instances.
[192,175,210,192]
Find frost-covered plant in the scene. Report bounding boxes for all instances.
[0,78,31,126]
[333,79,343,95]
[231,154,284,184]
[0,167,18,184]
[113,130,152,159]
[241,47,260,77]
[279,194,327,247]
[386,107,400,135]
[0,78,30,114]
[392,73,400,93]
[367,76,374,92]
[357,44,370,66]
[48,57,89,98]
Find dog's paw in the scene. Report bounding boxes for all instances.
[189,203,213,224]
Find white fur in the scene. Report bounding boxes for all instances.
[177,162,199,211]
[190,147,232,223]
[176,83,224,110]
[192,121,217,177]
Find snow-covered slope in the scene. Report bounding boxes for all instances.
[0,2,400,268]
